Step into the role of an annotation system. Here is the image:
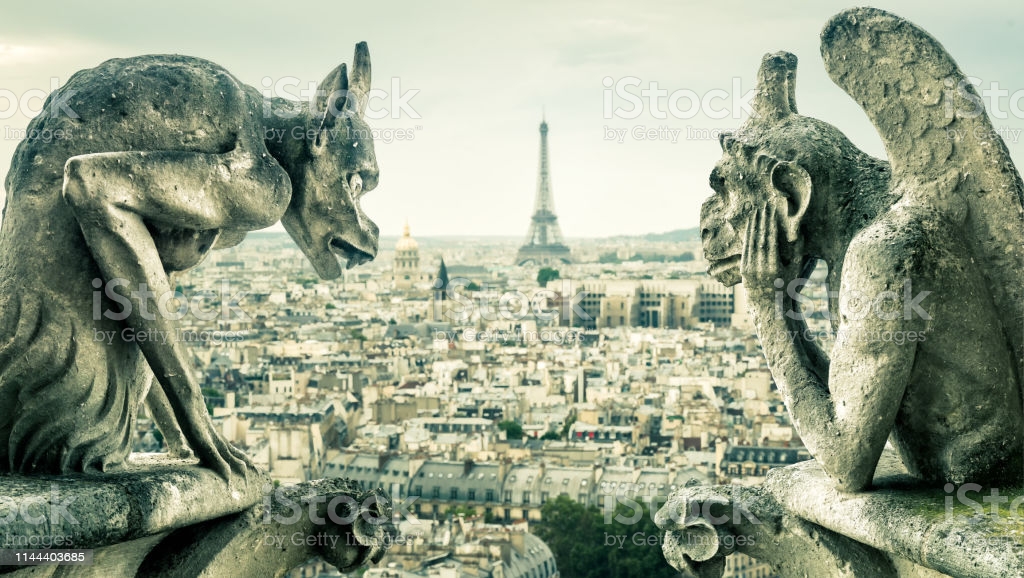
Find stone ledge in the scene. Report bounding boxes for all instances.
[657,450,1024,578]
[762,452,1024,578]
[0,454,268,552]
[0,455,396,577]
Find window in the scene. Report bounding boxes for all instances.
[486,489,495,502]
[414,485,423,496]
[432,487,440,499]
[504,491,512,503]
[468,489,476,501]
[523,492,531,505]
[540,492,549,504]
[450,487,459,500]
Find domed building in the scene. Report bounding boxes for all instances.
[391,221,430,290]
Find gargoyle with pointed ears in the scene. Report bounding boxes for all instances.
[0,43,380,484]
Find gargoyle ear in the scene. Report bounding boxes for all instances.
[314,42,370,134]
[718,131,736,153]
[770,161,812,243]
[316,62,349,134]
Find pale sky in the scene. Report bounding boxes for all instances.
[0,1,1021,238]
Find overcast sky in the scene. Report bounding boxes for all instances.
[0,1,1021,238]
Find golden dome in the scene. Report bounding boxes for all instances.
[395,221,419,252]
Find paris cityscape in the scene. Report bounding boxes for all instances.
[139,118,830,578]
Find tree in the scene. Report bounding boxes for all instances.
[533,495,678,578]
[561,413,577,440]
[540,431,561,441]
[497,420,524,440]
[537,267,560,287]
[448,505,478,519]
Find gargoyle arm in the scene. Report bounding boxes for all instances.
[751,242,923,491]
[213,229,249,250]
[62,147,290,483]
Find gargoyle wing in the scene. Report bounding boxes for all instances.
[822,6,1024,372]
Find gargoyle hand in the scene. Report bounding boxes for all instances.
[740,202,802,297]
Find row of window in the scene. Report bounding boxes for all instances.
[414,486,588,506]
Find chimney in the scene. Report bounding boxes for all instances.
[464,459,474,477]
[509,530,525,555]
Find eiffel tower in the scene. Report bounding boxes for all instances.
[516,117,571,266]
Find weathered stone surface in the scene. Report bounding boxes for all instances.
[657,452,1023,578]
[763,452,1024,578]
[0,459,396,577]
[655,478,898,577]
[699,6,1023,492]
[136,478,395,577]
[0,454,269,553]
[0,44,380,485]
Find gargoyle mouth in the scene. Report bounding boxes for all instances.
[707,254,740,275]
[330,237,375,270]
[707,255,742,285]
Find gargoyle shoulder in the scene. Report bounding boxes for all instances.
[844,209,942,289]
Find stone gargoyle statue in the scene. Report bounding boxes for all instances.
[698,8,1023,492]
[0,43,380,485]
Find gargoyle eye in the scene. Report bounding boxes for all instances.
[349,173,363,197]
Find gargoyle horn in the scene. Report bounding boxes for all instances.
[348,41,372,117]
[749,51,798,125]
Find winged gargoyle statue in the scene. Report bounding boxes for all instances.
[656,7,1023,577]
[699,8,1023,492]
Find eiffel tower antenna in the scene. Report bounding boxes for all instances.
[516,116,571,266]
